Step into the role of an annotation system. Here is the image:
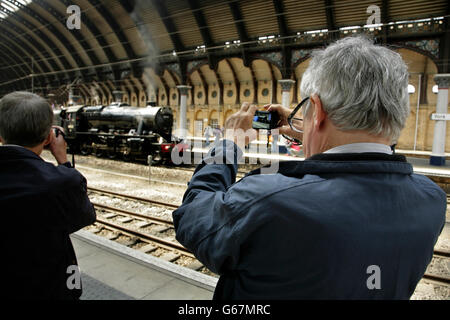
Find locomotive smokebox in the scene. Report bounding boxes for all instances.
[138,106,173,141]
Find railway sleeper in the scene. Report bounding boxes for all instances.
[118,217,134,223]
[139,244,157,253]
[160,252,180,262]
[136,221,152,228]
[116,236,139,247]
[106,232,121,241]
[103,213,118,219]
[153,225,171,233]
[186,261,204,271]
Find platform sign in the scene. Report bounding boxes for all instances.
[431,113,450,121]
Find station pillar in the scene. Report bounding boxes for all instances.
[430,74,450,166]
[68,88,74,106]
[278,79,295,109]
[176,85,191,139]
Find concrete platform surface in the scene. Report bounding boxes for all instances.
[71,233,215,300]
[407,156,450,177]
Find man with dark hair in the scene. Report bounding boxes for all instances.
[0,91,96,299]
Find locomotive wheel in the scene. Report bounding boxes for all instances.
[151,153,163,165]
[107,150,117,160]
[95,150,105,158]
[80,146,91,156]
[123,153,133,162]
[152,159,162,165]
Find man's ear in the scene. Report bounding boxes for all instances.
[43,129,53,147]
[310,94,327,130]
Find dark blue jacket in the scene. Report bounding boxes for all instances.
[173,141,446,299]
[0,146,96,299]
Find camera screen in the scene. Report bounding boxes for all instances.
[253,112,272,130]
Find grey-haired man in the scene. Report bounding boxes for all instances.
[173,36,446,299]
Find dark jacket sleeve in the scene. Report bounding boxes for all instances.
[173,140,246,273]
[52,166,96,234]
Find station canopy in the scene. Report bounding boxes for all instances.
[0,0,448,90]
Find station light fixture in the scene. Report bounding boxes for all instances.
[408,84,416,94]
[0,0,32,19]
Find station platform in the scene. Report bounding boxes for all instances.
[72,230,216,300]
[189,146,450,173]
[406,156,450,176]
[188,137,450,158]
[396,149,450,159]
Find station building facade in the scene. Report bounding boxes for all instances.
[77,46,448,153]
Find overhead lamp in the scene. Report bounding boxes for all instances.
[407,84,415,94]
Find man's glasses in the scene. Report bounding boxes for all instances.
[282,97,309,144]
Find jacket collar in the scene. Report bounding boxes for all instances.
[0,145,43,162]
[246,152,412,178]
[307,152,406,162]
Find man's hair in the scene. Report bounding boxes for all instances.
[0,91,53,147]
[300,36,409,141]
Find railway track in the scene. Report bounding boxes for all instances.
[94,216,191,256]
[86,186,208,272]
[87,187,450,285]
[88,186,179,210]
[423,250,450,285]
[423,272,450,285]
[87,187,188,252]
[168,165,247,179]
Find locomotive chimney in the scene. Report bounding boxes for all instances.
[68,88,82,106]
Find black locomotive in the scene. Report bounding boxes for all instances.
[54,103,176,164]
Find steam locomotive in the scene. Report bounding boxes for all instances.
[54,102,176,164]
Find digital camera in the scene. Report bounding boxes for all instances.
[53,127,65,139]
[252,110,280,130]
[44,128,65,150]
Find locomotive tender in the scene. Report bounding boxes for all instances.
[54,103,175,164]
